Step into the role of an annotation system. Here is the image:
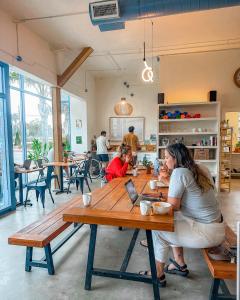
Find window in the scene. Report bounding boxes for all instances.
[10,89,23,164]
[61,92,71,145]
[9,68,53,183]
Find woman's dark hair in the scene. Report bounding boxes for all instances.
[166,143,214,192]
[118,143,131,155]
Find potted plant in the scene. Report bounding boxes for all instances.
[235,141,240,153]
[27,138,43,166]
[142,156,152,174]
[63,151,68,163]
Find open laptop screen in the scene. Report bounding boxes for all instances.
[125,179,138,203]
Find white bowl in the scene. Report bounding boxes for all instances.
[152,202,171,215]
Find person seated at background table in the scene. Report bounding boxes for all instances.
[105,144,132,182]
[139,143,225,287]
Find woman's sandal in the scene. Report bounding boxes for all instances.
[139,270,166,287]
[164,258,189,277]
[140,239,148,248]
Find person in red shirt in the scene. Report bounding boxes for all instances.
[105,144,132,182]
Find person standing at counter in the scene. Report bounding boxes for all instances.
[96,131,110,168]
[122,126,140,166]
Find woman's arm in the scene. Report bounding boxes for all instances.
[114,158,129,177]
[167,197,181,210]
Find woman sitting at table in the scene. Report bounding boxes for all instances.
[140,143,225,287]
[105,144,132,182]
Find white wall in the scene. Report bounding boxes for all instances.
[160,49,240,114]
[95,78,160,142]
[70,96,87,153]
[95,49,240,139]
[0,9,57,84]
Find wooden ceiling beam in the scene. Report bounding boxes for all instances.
[57,47,93,87]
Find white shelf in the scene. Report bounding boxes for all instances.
[159,117,217,122]
[157,100,220,191]
[158,146,217,149]
[159,132,218,136]
[158,102,219,107]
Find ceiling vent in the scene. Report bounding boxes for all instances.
[90,0,120,21]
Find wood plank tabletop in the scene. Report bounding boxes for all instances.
[63,172,174,231]
[44,161,76,167]
[15,167,43,174]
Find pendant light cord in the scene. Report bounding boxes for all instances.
[151,20,153,68]
[16,23,20,55]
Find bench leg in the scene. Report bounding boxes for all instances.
[209,278,220,300]
[44,244,55,275]
[25,247,33,272]
[85,224,98,290]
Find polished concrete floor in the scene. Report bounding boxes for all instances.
[0,178,239,300]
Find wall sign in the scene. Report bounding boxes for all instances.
[76,136,82,144]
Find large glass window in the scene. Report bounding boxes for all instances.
[25,94,52,150]
[9,68,53,183]
[61,92,71,145]
[10,89,23,164]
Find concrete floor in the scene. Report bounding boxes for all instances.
[0,178,239,300]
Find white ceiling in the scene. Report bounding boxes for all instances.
[0,0,240,78]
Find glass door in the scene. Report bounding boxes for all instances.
[0,62,15,214]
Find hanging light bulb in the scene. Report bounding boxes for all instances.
[141,21,154,83]
[142,59,153,82]
[114,97,133,116]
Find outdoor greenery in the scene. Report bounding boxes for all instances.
[10,71,53,147]
[27,138,52,161]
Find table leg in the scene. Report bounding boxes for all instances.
[85,224,98,290]
[146,230,160,300]
[54,166,70,194]
[18,173,23,206]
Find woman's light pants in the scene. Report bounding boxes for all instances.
[152,212,225,263]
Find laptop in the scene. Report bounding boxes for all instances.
[125,179,161,206]
[22,159,32,170]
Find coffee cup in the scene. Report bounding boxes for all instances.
[140,200,152,216]
[149,179,157,190]
[133,168,138,177]
[82,193,92,207]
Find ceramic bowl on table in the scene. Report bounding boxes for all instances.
[152,202,171,215]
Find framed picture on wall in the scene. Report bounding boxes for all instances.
[75,119,82,128]
[109,117,145,142]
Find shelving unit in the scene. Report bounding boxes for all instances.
[157,102,220,190]
[219,124,233,192]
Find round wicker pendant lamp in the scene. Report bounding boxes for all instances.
[114,97,133,116]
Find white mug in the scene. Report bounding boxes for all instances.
[82,193,92,207]
[149,179,157,190]
[133,168,138,177]
[140,201,152,216]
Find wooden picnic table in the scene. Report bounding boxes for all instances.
[63,172,173,300]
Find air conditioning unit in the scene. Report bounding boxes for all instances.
[90,0,120,21]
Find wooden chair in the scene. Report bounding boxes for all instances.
[25,166,55,208]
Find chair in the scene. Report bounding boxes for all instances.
[37,159,60,189]
[67,159,91,194]
[25,166,55,208]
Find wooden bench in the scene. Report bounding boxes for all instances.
[8,197,84,275]
[203,225,237,300]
